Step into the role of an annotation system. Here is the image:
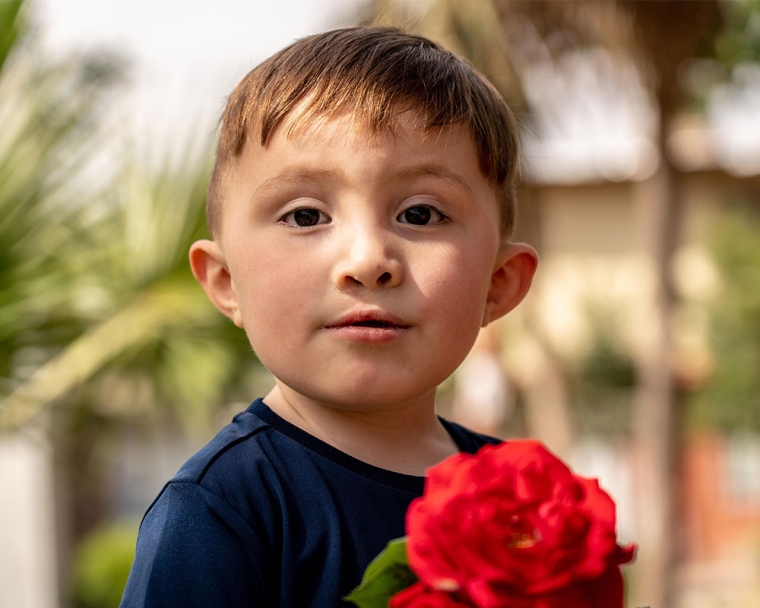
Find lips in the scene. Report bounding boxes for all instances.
[325,311,411,330]
[323,310,411,342]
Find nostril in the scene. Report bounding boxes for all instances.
[377,272,392,285]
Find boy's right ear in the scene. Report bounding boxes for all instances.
[188,240,244,328]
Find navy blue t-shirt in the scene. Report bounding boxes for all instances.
[120,398,499,607]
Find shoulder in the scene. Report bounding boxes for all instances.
[172,400,273,486]
[143,399,297,526]
[440,418,502,454]
[134,401,294,570]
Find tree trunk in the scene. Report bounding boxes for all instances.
[516,185,575,460]
[521,336,574,459]
[629,116,683,608]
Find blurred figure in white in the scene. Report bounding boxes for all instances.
[451,325,513,437]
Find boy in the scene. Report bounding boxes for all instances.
[121,26,537,607]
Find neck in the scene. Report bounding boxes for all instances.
[263,383,458,476]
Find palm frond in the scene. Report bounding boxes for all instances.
[0,279,217,431]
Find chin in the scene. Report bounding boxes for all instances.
[288,379,438,412]
[266,355,457,411]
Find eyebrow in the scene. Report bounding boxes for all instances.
[251,168,339,200]
[250,163,474,201]
[392,163,475,196]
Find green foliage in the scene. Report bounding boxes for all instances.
[580,336,637,391]
[0,0,22,71]
[345,538,417,608]
[568,310,637,436]
[716,0,760,67]
[0,138,259,433]
[689,205,760,431]
[0,2,247,606]
[71,521,138,608]
[0,0,125,387]
[0,3,257,433]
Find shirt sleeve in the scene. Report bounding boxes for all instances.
[120,482,276,608]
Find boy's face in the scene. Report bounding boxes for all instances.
[190,110,536,412]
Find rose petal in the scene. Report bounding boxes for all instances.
[390,582,472,608]
[579,564,626,608]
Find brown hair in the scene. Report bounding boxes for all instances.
[207,26,521,237]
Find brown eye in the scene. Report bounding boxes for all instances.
[397,205,447,226]
[282,208,329,227]
[402,207,430,225]
[293,209,320,226]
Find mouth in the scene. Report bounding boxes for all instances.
[324,311,411,342]
[343,319,399,329]
[326,312,411,330]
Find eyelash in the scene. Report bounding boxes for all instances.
[396,203,449,226]
[278,203,450,228]
[279,207,330,228]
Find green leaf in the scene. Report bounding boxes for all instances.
[0,0,23,72]
[344,537,418,608]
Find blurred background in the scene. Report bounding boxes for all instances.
[2,0,760,606]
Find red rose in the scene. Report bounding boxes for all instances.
[390,582,472,608]
[406,440,635,608]
[465,557,628,608]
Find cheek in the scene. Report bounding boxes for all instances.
[229,244,316,336]
[411,247,496,385]
[418,245,494,324]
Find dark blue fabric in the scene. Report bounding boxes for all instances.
[120,398,500,607]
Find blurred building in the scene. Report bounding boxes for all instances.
[0,427,59,608]
[498,110,760,606]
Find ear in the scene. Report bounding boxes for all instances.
[482,243,538,327]
[189,239,244,327]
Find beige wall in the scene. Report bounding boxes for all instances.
[0,427,59,608]
[510,172,745,363]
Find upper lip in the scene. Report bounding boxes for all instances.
[325,310,412,329]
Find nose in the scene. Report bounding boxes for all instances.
[331,225,404,290]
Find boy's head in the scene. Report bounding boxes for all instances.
[207,26,521,240]
[190,26,537,413]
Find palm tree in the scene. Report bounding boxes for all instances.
[38,144,261,560]
[24,143,256,433]
[0,2,256,437]
[0,0,123,389]
[0,0,260,588]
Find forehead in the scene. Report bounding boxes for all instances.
[282,109,460,155]
[276,100,421,145]
[226,109,492,200]
[245,96,454,152]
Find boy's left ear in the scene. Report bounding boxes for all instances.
[482,243,538,327]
